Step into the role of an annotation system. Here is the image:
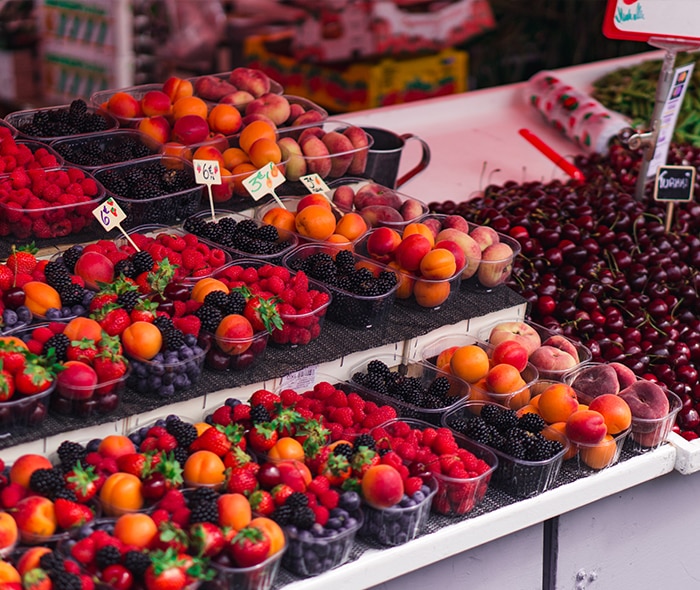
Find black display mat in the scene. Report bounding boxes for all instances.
[1,286,526,450]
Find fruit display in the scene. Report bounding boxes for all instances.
[0,128,63,172]
[349,356,470,423]
[94,155,203,228]
[5,99,117,141]
[189,67,284,108]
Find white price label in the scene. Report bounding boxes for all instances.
[92,197,126,230]
[300,174,330,194]
[279,366,317,392]
[193,159,222,185]
[242,162,286,201]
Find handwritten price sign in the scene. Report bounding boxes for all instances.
[300,174,330,194]
[92,198,140,251]
[242,162,286,201]
[604,0,700,42]
[194,159,222,222]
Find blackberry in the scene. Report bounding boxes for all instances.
[29,468,65,497]
[153,315,174,331]
[95,545,122,569]
[189,499,219,524]
[116,289,140,313]
[292,505,316,530]
[427,376,451,398]
[360,371,388,394]
[462,416,490,443]
[332,443,353,459]
[195,304,222,332]
[502,437,528,459]
[190,485,219,504]
[492,409,520,432]
[218,216,237,234]
[353,433,376,451]
[56,441,87,470]
[367,360,391,378]
[271,504,293,526]
[132,251,154,275]
[54,487,78,502]
[518,412,546,434]
[172,446,189,467]
[256,224,279,242]
[44,260,72,288]
[58,283,86,308]
[79,113,109,134]
[424,395,446,409]
[42,333,71,361]
[39,551,66,574]
[166,418,198,449]
[335,249,356,273]
[250,404,271,424]
[68,99,88,120]
[236,219,259,236]
[183,217,207,236]
[50,572,82,590]
[449,418,469,434]
[285,491,309,508]
[526,436,561,461]
[480,404,503,427]
[203,290,229,311]
[123,550,151,579]
[61,245,83,273]
[224,291,247,315]
[114,259,137,279]
[310,260,338,283]
[163,328,185,351]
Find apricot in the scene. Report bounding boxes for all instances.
[295,205,336,240]
[97,434,136,460]
[191,277,229,303]
[485,363,525,395]
[222,147,250,170]
[106,92,142,119]
[403,222,435,247]
[231,162,259,196]
[419,248,457,280]
[450,345,490,384]
[162,76,193,102]
[22,282,61,317]
[214,314,254,355]
[138,116,171,144]
[262,206,296,234]
[140,90,172,117]
[538,383,579,424]
[114,513,158,548]
[208,104,242,135]
[239,120,276,154]
[579,434,617,469]
[0,511,18,551]
[334,212,368,242]
[62,317,103,343]
[413,279,450,308]
[12,496,56,539]
[183,450,227,487]
[248,137,282,169]
[361,464,404,509]
[171,96,208,121]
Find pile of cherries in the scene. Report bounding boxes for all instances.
[429,141,700,441]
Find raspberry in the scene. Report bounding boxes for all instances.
[380,451,403,470]
[395,441,418,462]
[311,381,336,399]
[325,422,343,441]
[311,504,329,526]
[172,315,201,335]
[265,275,285,295]
[32,326,54,344]
[404,476,423,496]
[456,448,478,471]
[307,476,330,496]
[329,407,354,428]
[208,248,227,267]
[240,267,258,284]
[318,489,339,510]
[211,405,233,426]
[327,390,348,408]
[165,234,187,252]
[182,249,206,270]
[432,431,459,455]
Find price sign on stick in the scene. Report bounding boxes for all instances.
[604,0,700,42]
[300,174,330,194]
[193,159,222,223]
[654,164,695,232]
[92,198,140,251]
[242,162,287,208]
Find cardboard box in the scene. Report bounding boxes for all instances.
[290,0,493,63]
[0,49,39,103]
[244,33,467,112]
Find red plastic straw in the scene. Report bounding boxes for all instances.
[518,128,586,183]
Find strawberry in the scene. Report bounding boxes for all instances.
[230,527,270,568]
[248,389,280,412]
[172,315,200,336]
[270,483,294,506]
[0,363,15,402]
[210,405,232,426]
[246,423,278,454]
[116,452,149,477]
[0,265,13,291]
[71,536,96,565]
[54,497,94,529]
[222,445,254,471]
[14,354,57,395]
[189,424,232,456]
[6,243,37,275]
[153,522,188,553]
[189,522,225,558]
[65,462,102,503]
[89,292,118,312]
[144,549,189,590]
[92,304,131,336]
[66,338,98,364]
[22,568,51,590]
[350,447,380,478]
[247,489,274,516]
[93,350,128,383]
[130,299,158,323]
[226,466,258,496]
[242,294,283,334]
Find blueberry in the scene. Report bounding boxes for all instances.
[134,363,148,378]
[225,397,241,407]
[128,433,141,445]
[204,415,214,424]
[338,491,361,512]
[150,364,165,377]
[86,438,101,453]
[61,306,72,317]
[174,374,188,389]
[45,308,61,319]
[3,309,18,326]
[184,334,196,346]
[16,307,31,322]
[148,375,162,389]
[162,372,175,386]
[82,291,95,306]
[165,351,179,364]
[326,517,342,530]
[159,384,175,397]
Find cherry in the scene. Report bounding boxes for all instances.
[2,287,25,310]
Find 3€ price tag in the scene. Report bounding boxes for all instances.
[242,162,286,201]
[92,197,126,230]
[193,159,222,186]
[300,174,330,194]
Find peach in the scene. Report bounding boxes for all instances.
[215,314,254,355]
[484,363,525,395]
[470,225,500,251]
[394,234,431,271]
[529,345,578,373]
[579,434,617,469]
[354,184,402,210]
[192,144,226,169]
[162,76,193,102]
[566,409,608,445]
[276,460,311,492]
[287,103,305,124]
[277,137,306,182]
[97,434,136,460]
[106,92,142,119]
[435,345,459,371]
[478,242,515,288]
[10,454,53,489]
[138,115,170,144]
[332,185,355,211]
[245,93,291,127]
[436,228,481,278]
[366,227,402,262]
[321,131,355,177]
[400,198,426,222]
[74,251,114,290]
[219,90,256,108]
[228,67,271,98]
[172,115,210,145]
[441,214,470,233]
[300,135,332,178]
[360,205,404,227]
[361,464,404,509]
[609,361,637,389]
[12,496,56,538]
[241,113,277,129]
[297,193,331,213]
[570,364,620,398]
[0,511,18,551]
[619,380,669,420]
[491,339,528,372]
[16,547,51,576]
[290,109,325,127]
[298,127,327,143]
[488,321,541,357]
[343,126,370,175]
[588,394,632,435]
[140,90,172,117]
[434,240,466,275]
[194,75,237,102]
[421,217,442,238]
[208,104,242,135]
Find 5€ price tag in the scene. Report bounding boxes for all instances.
[300,174,330,194]
[93,197,126,230]
[193,159,222,185]
[242,162,286,201]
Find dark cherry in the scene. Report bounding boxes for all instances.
[2,287,25,310]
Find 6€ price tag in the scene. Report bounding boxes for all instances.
[93,197,126,230]
[193,159,222,185]
[300,174,330,194]
[242,162,286,201]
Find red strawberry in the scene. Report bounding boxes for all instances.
[71,535,96,565]
[246,423,278,454]
[116,453,149,477]
[270,483,294,506]
[130,299,158,323]
[189,425,232,456]
[66,338,98,364]
[248,389,280,412]
[189,522,225,558]
[54,497,94,529]
[93,350,128,383]
[22,568,51,590]
[0,265,13,291]
[0,364,15,402]
[6,243,37,275]
[210,405,233,426]
[89,292,118,312]
[93,304,131,336]
[230,527,270,568]
[243,295,283,334]
[247,490,274,516]
[172,315,200,336]
[65,462,102,503]
[226,466,258,496]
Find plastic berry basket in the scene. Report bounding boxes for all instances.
[209,546,286,590]
[347,354,471,425]
[281,508,363,577]
[183,209,299,265]
[198,328,269,372]
[282,242,399,330]
[371,417,497,516]
[89,83,169,128]
[93,154,204,228]
[359,475,438,545]
[51,364,130,418]
[442,400,568,498]
[0,166,106,243]
[126,337,209,398]
[5,104,118,142]
[0,118,18,137]
[0,382,54,435]
[419,333,539,411]
[477,317,592,382]
[566,425,631,475]
[50,129,162,171]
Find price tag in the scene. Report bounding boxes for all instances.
[194,159,222,222]
[242,162,287,208]
[604,0,700,42]
[92,198,140,251]
[653,165,695,201]
[279,366,317,392]
[300,174,330,194]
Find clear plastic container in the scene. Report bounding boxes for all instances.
[5,104,118,142]
[0,119,18,137]
[0,382,54,434]
[567,425,631,474]
[348,354,470,425]
[420,333,539,410]
[0,166,105,242]
[478,317,592,381]
[93,154,204,228]
[199,329,268,372]
[90,83,169,128]
[442,400,568,498]
[187,69,285,104]
[209,546,286,590]
[282,242,398,330]
[359,475,437,545]
[52,365,130,418]
[50,129,161,170]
